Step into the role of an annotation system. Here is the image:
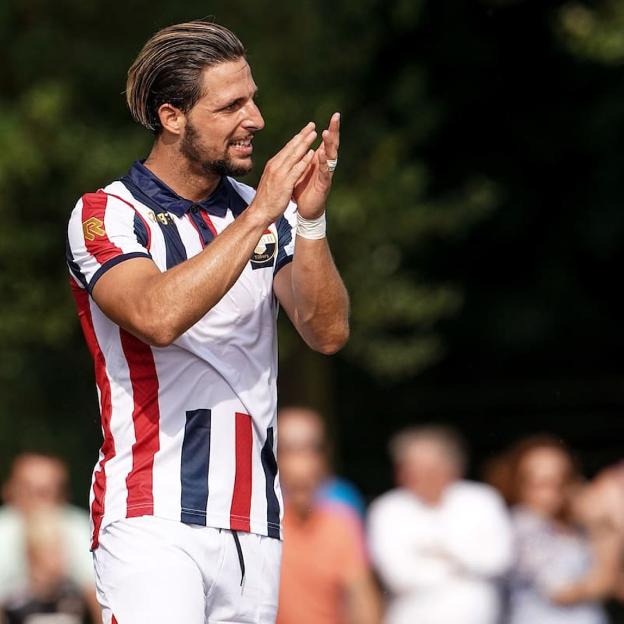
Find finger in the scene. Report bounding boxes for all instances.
[283,129,317,170]
[295,157,315,187]
[323,112,340,160]
[294,164,315,199]
[271,127,317,172]
[271,123,316,168]
[316,141,332,177]
[289,149,316,183]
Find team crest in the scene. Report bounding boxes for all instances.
[82,216,106,241]
[251,230,276,269]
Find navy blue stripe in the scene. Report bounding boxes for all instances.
[88,251,151,294]
[133,212,149,247]
[121,175,188,270]
[157,217,187,270]
[226,178,249,218]
[261,426,281,538]
[180,409,211,525]
[275,215,293,275]
[66,235,88,289]
[188,208,215,247]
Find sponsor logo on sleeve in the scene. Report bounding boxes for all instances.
[82,216,106,241]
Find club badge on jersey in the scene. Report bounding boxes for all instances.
[251,230,277,270]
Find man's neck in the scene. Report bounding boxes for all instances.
[144,141,221,203]
[287,499,317,525]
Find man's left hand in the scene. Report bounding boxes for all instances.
[293,112,340,219]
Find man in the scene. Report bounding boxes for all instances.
[0,454,99,621]
[367,426,512,624]
[276,407,380,624]
[66,20,349,624]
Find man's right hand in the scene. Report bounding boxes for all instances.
[249,122,317,224]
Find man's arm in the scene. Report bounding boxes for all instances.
[273,113,349,354]
[438,487,513,578]
[345,573,382,624]
[550,526,620,605]
[273,239,349,354]
[91,124,317,347]
[368,496,458,594]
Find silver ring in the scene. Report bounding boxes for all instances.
[326,158,338,172]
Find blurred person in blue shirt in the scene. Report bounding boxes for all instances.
[281,406,367,521]
[318,477,366,520]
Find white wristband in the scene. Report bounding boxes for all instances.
[296,212,326,240]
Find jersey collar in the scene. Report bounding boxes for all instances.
[127,160,232,219]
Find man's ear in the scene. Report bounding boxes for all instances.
[157,103,185,136]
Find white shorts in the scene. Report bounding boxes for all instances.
[93,516,282,624]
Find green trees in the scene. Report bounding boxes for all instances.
[0,0,493,452]
[3,0,624,498]
[560,0,624,63]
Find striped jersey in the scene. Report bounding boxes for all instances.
[66,160,295,549]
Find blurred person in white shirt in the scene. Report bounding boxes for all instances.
[367,425,513,624]
[0,509,88,624]
[0,453,99,622]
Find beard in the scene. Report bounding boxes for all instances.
[180,120,252,178]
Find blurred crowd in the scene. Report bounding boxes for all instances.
[2,414,624,624]
[276,408,624,624]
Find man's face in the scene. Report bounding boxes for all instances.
[278,411,327,515]
[3,455,67,514]
[180,57,264,177]
[398,440,458,506]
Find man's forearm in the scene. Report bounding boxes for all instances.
[290,235,349,354]
[94,204,271,347]
[93,123,319,347]
[346,576,382,624]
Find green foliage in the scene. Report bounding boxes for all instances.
[559,0,624,63]
[0,0,494,382]
[2,0,624,497]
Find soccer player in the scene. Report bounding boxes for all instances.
[66,20,349,624]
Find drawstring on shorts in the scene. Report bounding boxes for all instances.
[231,530,246,591]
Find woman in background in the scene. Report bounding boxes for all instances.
[488,435,620,624]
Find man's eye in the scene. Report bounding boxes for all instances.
[224,101,242,112]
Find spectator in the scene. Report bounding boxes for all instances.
[1,509,88,623]
[368,425,512,624]
[318,476,367,520]
[489,435,619,624]
[0,453,99,622]
[276,407,381,624]
[580,462,624,611]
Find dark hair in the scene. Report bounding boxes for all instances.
[126,20,246,133]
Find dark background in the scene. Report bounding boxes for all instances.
[1,0,624,505]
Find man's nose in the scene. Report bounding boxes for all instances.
[243,100,265,132]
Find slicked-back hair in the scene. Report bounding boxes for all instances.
[126,20,246,134]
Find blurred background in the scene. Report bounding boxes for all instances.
[3,0,624,621]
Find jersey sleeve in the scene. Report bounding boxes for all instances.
[274,201,297,275]
[67,190,152,293]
